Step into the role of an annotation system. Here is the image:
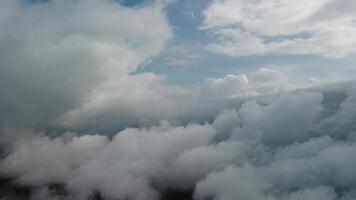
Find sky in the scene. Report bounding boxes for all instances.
[140,0,356,86]
[17,0,356,87]
[1,1,356,200]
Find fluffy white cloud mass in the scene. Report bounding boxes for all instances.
[1,123,215,200]
[202,0,356,57]
[0,0,174,133]
[2,82,356,200]
[200,68,296,100]
[1,1,356,200]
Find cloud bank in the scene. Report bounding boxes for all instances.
[2,82,356,200]
[1,1,356,200]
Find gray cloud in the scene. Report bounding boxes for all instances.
[0,0,173,133]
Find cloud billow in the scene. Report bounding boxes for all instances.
[1,1,356,200]
[2,82,356,200]
[0,0,173,134]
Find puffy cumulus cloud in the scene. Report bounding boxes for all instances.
[0,122,216,200]
[2,82,356,200]
[232,91,324,146]
[0,0,173,132]
[195,165,271,200]
[0,133,109,186]
[200,68,297,100]
[66,123,215,200]
[54,67,307,134]
[202,0,356,57]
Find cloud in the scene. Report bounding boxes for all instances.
[233,91,324,146]
[200,68,297,100]
[287,187,336,200]
[2,81,356,200]
[202,0,356,57]
[0,133,109,186]
[1,1,356,200]
[51,73,196,133]
[0,0,172,132]
[195,165,270,200]
[0,122,216,200]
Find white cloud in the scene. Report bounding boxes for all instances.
[2,2,356,199]
[0,0,173,131]
[0,133,109,186]
[51,73,195,133]
[195,165,270,200]
[0,122,216,200]
[200,68,296,100]
[2,82,356,200]
[202,0,356,57]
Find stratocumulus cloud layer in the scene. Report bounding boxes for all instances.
[1,0,356,200]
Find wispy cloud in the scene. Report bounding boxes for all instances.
[202,0,356,57]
